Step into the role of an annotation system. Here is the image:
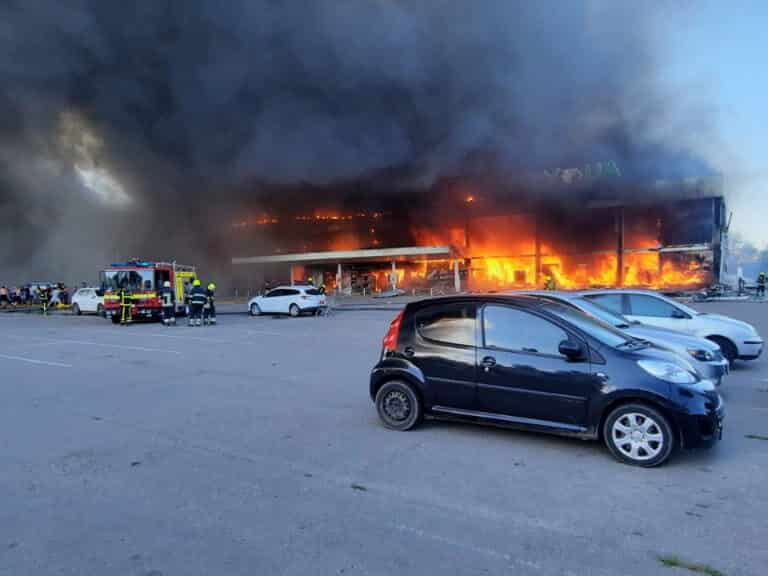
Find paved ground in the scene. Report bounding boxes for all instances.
[1,302,767,576]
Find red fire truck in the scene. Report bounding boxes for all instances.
[100,260,197,323]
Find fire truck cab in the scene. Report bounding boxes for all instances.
[100,260,197,323]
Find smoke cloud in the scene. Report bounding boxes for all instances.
[0,0,715,283]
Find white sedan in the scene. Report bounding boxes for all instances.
[71,288,105,316]
[248,285,327,317]
[580,289,763,363]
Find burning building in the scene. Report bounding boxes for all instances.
[231,172,727,295]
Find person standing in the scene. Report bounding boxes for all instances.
[188,279,207,327]
[160,280,176,326]
[119,287,133,325]
[39,285,50,315]
[758,272,766,298]
[203,282,217,325]
[0,285,8,308]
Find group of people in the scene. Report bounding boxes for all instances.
[0,283,69,311]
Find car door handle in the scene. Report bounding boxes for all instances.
[481,356,496,371]
[403,346,415,357]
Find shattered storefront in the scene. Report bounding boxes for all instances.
[231,177,727,295]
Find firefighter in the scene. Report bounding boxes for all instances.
[188,279,207,327]
[758,272,766,298]
[203,282,217,325]
[544,275,556,290]
[39,285,50,315]
[119,287,133,325]
[160,280,176,326]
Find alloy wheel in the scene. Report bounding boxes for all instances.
[611,412,664,462]
[382,390,411,422]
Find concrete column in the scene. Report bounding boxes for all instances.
[616,207,625,286]
[336,263,342,294]
[289,265,295,286]
[454,260,461,293]
[391,261,397,290]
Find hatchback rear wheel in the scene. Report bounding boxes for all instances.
[603,403,674,467]
[289,303,300,317]
[375,381,422,431]
[72,303,81,316]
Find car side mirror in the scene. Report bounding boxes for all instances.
[671,309,688,319]
[558,339,584,360]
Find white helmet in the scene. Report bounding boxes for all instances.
[163,280,171,288]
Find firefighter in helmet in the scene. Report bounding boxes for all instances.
[188,278,207,327]
[39,285,50,316]
[758,272,766,298]
[118,286,132,325]
[160,280,176,326]
[544,275,556,291]
[203,282,217,325]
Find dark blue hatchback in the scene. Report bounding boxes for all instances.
[370,295,724,467]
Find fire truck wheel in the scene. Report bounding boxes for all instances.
[111,315,120,324]
[250,303,261,316]
[72,303,81,316]
[289,304,300,317]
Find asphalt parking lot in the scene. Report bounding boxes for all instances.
[1,301,767,576]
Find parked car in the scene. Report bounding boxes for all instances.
[248,285,327,317]
[370,295,724,467]
[71,287,105,315]
[579,289,763,363]
[518,291,729,385]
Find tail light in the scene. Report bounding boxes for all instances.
[383,311,404,353]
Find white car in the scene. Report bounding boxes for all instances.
[580,289,763,363]
[71,287,105,316]
[248,285,327,317]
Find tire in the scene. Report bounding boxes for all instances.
[111,314,120,324]
[708,336,737,365]
[603,403,675,467]
[72,303,81,316]
[375,380,423,431]
[96,304,104,317]
[289,303,300,317]
[250,303,261,316]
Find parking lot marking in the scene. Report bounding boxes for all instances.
[143,332,232,344]
[4,334,182,355]
[0,353,72,368]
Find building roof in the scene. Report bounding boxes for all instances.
[232,245,452,265]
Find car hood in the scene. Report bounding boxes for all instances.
[694,313,760,336]
[625,324,720,351]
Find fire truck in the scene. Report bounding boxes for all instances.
[100,260,197,323]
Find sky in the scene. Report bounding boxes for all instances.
[662,0,767,247]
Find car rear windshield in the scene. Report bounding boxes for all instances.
[541,302,629,347]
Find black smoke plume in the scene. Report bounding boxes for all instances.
[0,0,714,283]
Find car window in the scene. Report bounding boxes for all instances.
[483,305,568,355]
[266,289,283,298]
[416,303,476,347]
[584,293,624,314]
[627,295,681,318]
[305,289,321,295]
[285,289,300,296]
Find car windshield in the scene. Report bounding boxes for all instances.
[572,297,633,328]
[541,302,635,348]
[100,270,154,291]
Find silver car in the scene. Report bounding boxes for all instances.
[518,291,730,385]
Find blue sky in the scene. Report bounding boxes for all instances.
[662,0,766,246]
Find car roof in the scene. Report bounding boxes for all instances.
[405,294,552,313]
[576,288,663,296]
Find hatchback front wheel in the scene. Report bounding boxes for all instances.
[603,403,674,467]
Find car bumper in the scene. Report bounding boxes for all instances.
[676,391,724,450]
[698,359,730,385]
[738,340,763,360]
